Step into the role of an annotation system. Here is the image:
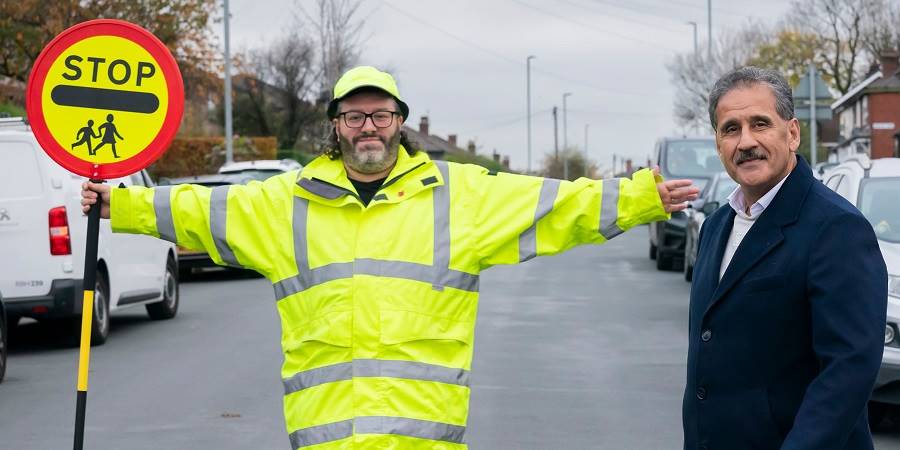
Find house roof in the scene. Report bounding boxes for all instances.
[831,71,881,111]
[402,125,464,158]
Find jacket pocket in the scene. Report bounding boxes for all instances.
[379,309,473,368]
[284,310,352,357]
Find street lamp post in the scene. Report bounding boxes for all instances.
[689,21,699,54]
[526,55,535,174]
[707,0,712,59]
[223,0,233,165]
[562,92,572,180]
[584,123,589,177]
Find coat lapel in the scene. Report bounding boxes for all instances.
[702,155,814,316]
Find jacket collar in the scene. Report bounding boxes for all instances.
[295,145,441,207]
[702,154,815,315]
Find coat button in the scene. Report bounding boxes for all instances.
[697,387,707,400]
[701,329,712,342]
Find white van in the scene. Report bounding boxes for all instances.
[0,118,178,345]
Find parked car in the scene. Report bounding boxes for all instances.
[649,137,722,271]
[217,159,302,181]
[159,173,256,277]
[1,291,6,383]
[821,154,900,425]
[683,172,738,282]
[0,118,179,345]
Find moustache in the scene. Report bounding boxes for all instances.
[735,149,766,165]
[353,134,385,145]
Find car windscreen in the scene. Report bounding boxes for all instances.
[0,140,44,199]
[714,178,738,203]
[858,177,900,243]
[223,169,282,181]
[665,140,722,178]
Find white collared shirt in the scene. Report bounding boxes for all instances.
[718,175,789,280]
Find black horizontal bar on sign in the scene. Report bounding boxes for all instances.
[50,84,159,114]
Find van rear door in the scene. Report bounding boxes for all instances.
[0,137,56,298]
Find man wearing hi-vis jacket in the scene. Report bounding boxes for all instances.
[82,66,699,450]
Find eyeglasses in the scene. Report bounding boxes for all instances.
[338,110,399,128]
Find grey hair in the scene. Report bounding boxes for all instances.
[708,66,794,130]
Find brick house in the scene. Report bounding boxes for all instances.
[830,51,900,160]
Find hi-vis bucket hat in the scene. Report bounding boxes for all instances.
[326,66,410,120]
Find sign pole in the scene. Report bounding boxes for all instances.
[73,180,102,450]
[809,63,817,168]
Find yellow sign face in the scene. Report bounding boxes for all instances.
[40,35,169,164]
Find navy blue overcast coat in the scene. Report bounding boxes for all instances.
[683,155,888,450]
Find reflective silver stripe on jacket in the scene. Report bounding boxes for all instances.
[355,416,466,444]
[210,185,240,266]
[288,416,465,449]
[518,178,561,262]
[283,359,470,395]
[153,186,177,243]
[289,419,353,449]
[432,161,452,290]
[273,161,479,301]
[599,178,625,240]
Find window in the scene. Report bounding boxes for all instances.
[663,140,722,178]
[825,174,843,191]
[858,177,900,243]
[835,175,854,200]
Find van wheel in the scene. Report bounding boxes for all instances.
[89,270,111,345]
[146,256,179,320]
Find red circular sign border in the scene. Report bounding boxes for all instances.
[26,19,184,180]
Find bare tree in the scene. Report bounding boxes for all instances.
[297,0,365,98]
[266,32,317,149]
[786,0,873,95]
[232,32,317,149]
[861,0,900,63]
[666,23,770,132]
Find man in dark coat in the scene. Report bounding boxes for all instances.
[683,66,888,450]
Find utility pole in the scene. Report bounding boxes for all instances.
[526,55,535,174]
[687,21,698,54]
[707,0,712,60]
[223,0,233,164]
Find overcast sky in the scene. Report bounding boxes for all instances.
[223,0,792,172]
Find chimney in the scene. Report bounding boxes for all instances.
[467,140,476,154]
[492,150,500,163]
[502,156,510,169]
[448,134,458,148]
[419,116,430,136]
[882,50,899,78]
[625,159,633,174]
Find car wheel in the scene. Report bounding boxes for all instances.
[656,250,673,271]
[146,256,179,320]
[0,310,7,384]
[89,269,111,346]
[869,401,889,430]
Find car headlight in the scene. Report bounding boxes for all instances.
[890,275,900,299]
[887,324,896,346]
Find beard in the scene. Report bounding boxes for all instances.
[339,129,402,175]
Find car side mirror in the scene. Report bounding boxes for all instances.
[701,201,719,215]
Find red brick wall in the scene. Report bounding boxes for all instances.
[868,92,900,159]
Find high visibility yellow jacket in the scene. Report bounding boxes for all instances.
[111,146,668,449]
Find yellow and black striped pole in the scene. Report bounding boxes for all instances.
[74,180,102,450]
